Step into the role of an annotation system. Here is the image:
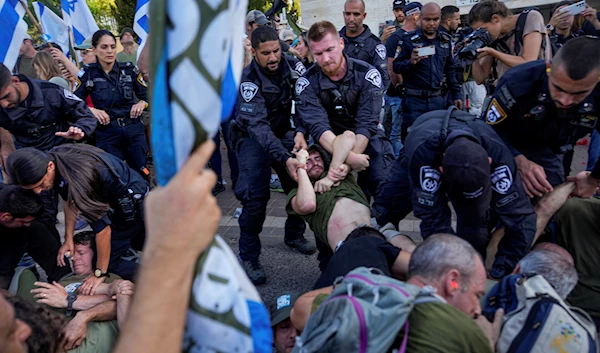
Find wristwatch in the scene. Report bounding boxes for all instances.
[94,269,110,278]
[546,24,554,31]
[66,293,77,317]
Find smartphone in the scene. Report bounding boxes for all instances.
[417,45,436,57]
[560,0,586,16]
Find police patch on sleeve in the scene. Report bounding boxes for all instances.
[420,166,442,193]
[137,73,148,88]
[491,165,513,194]
[486,98,507,125]
[365,69,382,88]
[240,82,259,102]
[295,77,310,96]
[77,69,85,78]
[63,89,82,102]
[295,61,306,76]
[375,44,386,60]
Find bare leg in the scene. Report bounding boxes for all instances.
[330,130,356,172]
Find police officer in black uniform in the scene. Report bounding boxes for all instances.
[233,26,315,285]
[374,107,536,278]
[483,37,600,199]
[340,0,390,90]
[393,2,462,140]
[74,30,150,180]
[7,144,149,292]
[296,21,395,199]
[0,62,98,239]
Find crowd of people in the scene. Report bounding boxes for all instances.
[1,0,600,352]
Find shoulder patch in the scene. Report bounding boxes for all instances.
[137,73,148,88]
[77,69,85,78]
[295,77,310,96]
[365,69,382,88]
[240,82,259,102]
[420,166,442,193]
[294,61,306,76]
[73,78,81,91]
[63,89,82,102]
[491,165,513,194]
[375,44,386,60]
[486,98,507,125]
[497,85,516,110]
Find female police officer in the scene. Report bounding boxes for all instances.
[74,30,150,179]
[6,144,148,294]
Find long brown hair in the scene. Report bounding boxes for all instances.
[32,51,63,81]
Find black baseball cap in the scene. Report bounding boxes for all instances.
[393,0,406,10]
[269,293,298,327]
[246,10,270,26]
[442,137,491,218]
[404,2,423,16]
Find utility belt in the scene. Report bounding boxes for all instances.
[27,122,58,138]
[404,88,442,98]
[117,186,149,222]
[107,117,139,128]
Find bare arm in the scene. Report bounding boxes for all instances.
[60,300,118,351]
[489,32,543,68]
[390,250,412,281]
[352,134,369,154]
[290,167,317,215]
[533,181,575,243]
[472,55,494,85]
[387,58,402,86]
[291,286,333,332]
[73,295,113,311]
[330,131,356,172]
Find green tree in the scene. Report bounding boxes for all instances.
[111,0,136,34]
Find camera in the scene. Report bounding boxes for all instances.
[458,28,495,64]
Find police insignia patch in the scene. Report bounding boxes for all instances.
[137,73,148,88]
[240,82,259,102]
[420,166,442,193]
[295,77,310,96]
[77,69,85,78]
[491,165,513,194]
[486,98,507,125]
[365,69,382,88]
[63,89,82,102]
[376,44,386,60]
[295,62,306,76]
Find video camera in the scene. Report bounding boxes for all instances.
[458,28,496,65]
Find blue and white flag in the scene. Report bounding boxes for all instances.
[0,0,28,72]
[149,0,271,351]
[61,0,98,46]
[133,0,149,62]
[33,2,70,54]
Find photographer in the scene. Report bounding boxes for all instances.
[467,0,552,85]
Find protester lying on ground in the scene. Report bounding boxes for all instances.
[270,293,299,353]
[291,234,497,352]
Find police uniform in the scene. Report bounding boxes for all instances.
[233,55,308,263]
[54,150,149,280]
[74,62,149,178]
[0,74,98,239]
[384,27,407,157]
[483,60,600,185]
[393,29,462,140]
[295,55,395,197]
[340,25,390,90]
[438,26,465,106]
[374,108,536,278]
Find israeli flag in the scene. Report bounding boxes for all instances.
[0,0,28,72]
[133,0,149,62]
[61,0,98,46]
[33,2,70,54]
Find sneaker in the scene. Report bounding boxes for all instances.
[285,236,317,255]
[212,180,226,196]
[242,259,266,285]
[269,178,284,193]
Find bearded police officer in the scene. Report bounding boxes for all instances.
[233,26,315,285]
[340,0,390,90]
[484,37,600,199]
[374,107,536,279]
[296,21,395,199]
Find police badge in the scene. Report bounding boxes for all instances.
[420,166,442,193]
[240,82,259,103]
[375,44,386,60]
[491,165,513,194]
[365,69,382,88]
[295,77,310,96]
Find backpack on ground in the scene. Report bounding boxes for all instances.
[292,267,441,353]
[483,273,598,353]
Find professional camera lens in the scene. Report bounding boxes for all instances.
[458,28,494,64]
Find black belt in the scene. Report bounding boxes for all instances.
[110,117,138,128]
[404,88,442,97]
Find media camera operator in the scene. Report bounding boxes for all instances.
[464,0,552,86]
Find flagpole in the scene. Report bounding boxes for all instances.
[19,0,43,33]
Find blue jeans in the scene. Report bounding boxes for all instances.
[587,130,600,172]
[385,94,403,158]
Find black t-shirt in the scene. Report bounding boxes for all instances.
[314,236,401,289]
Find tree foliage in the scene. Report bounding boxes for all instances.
[111,0,137,34]
[247,0,301,22]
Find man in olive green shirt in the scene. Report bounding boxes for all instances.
[116,28,137,65]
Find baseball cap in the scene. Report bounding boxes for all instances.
[442,137,492,218]
[280,29,296,42]
[120,27,134,39]
[269,293,298,327]
[393,0,406,10]
[246,10,270,26]
[404,2,423,16]
[74,37,93,50]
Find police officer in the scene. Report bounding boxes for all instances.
[7,144,149,292]
[393,2,462,140]
[483,37,600,199]
[296,21,395,199]
[0,62,98,239]
[374,107,536,278]
[233,26,315,285]
[340,0,390,90]
[74,30,150,180]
